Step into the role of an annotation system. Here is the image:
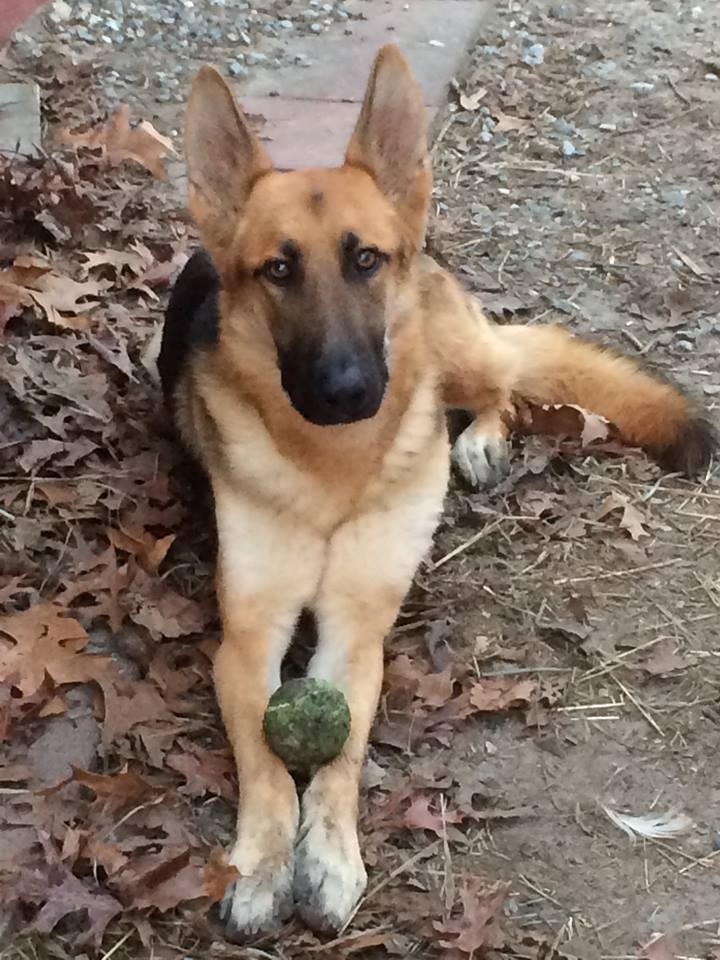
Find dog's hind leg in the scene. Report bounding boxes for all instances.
[435,293,715,484]
[494,323,716,476]
[451,408,512,489]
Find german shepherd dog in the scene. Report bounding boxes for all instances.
[158,45,714,939]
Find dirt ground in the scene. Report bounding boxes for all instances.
[1,0,719,958]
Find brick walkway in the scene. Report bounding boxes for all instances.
[239,0,491,169]
[0,0,46,47]
[1,0,490,168]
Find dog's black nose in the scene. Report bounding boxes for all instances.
[280,339,386,426]
[319,358,368,411]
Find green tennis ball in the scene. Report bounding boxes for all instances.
[263,678,351,772]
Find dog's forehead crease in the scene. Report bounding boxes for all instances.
[242,167,401,255]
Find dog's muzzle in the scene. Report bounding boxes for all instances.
[280,338,388,426]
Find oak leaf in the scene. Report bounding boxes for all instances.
[469,677,537,712]
[59,105,175,179]
[436,881,509,954]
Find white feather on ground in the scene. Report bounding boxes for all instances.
[601,805,694,842]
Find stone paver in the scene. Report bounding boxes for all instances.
[233,0,491,170]
[241,0,490,106]
[246,96,437,171]
[0,82,41,156]
[0,0,46,47]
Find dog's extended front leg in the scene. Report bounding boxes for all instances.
[294,589,394,933]
[294,443,450,933]
[213,486,324,940]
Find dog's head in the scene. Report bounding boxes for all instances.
[184,45,431,426]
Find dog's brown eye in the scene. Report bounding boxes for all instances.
[356,247,379,272]
[264,258,291,283]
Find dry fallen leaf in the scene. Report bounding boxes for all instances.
[640,640,693,676]
[493,109,531,133]
[166,740,235,802]
[640,934,678,960]
[416,666,455,708]
[469,677,537,712]
[59,104,175,179]
[436,881,509,954]
[29,869,122,946]
[513,400,613,446]
[101,678,175,746]
[81,247,153,277]
[403,795,464,836]
[202,848,239,903]
[597,492,648,541]
[18,439,66,473]
[619,502,649,541]
[0,257,109,329]
[108,525,176,574]
[459,86,488,111]
[0,604,94,699]
[65,766,159,814]
[113,850,206,911]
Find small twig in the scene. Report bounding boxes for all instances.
[478,666,573,677]
[678,848,720,876]
[440,794,455,918]
[518,874,563,909]
[620,328,646,352]
[310,926,390,954]
[556,701,624,712]
[566,714,621,721]
[99,930,133,960]
[497,248,510,288]
[474,160,601,178]
[675,511,720,522]
[337,839,441,935]
[609,673,664,737]
[433,518,504,568]
[99,795,164,842]
[554,557,683,585]
[580,634,668,683]
[550,918,572,955]
[625,483,720,502]
[612,106,700,136]
[665,74,692,106]
[649,837,705,866]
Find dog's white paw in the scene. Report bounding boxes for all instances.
[293,808,367,933]
[452,424,510,488]
[219,834,295,940]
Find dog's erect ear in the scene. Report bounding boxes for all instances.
[345,45,431,247]
[185,65,271,264]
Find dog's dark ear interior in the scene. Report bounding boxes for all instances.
[344,44,431,247]
[185,65,271,266]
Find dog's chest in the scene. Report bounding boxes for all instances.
[211,375,446,531]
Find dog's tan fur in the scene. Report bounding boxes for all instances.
[173,45,714,938]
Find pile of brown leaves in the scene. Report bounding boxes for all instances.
[0,114,239,947]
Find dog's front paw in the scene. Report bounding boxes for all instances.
[219,836,295,940]
[452,423,510,488]
[293,809,367,934]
